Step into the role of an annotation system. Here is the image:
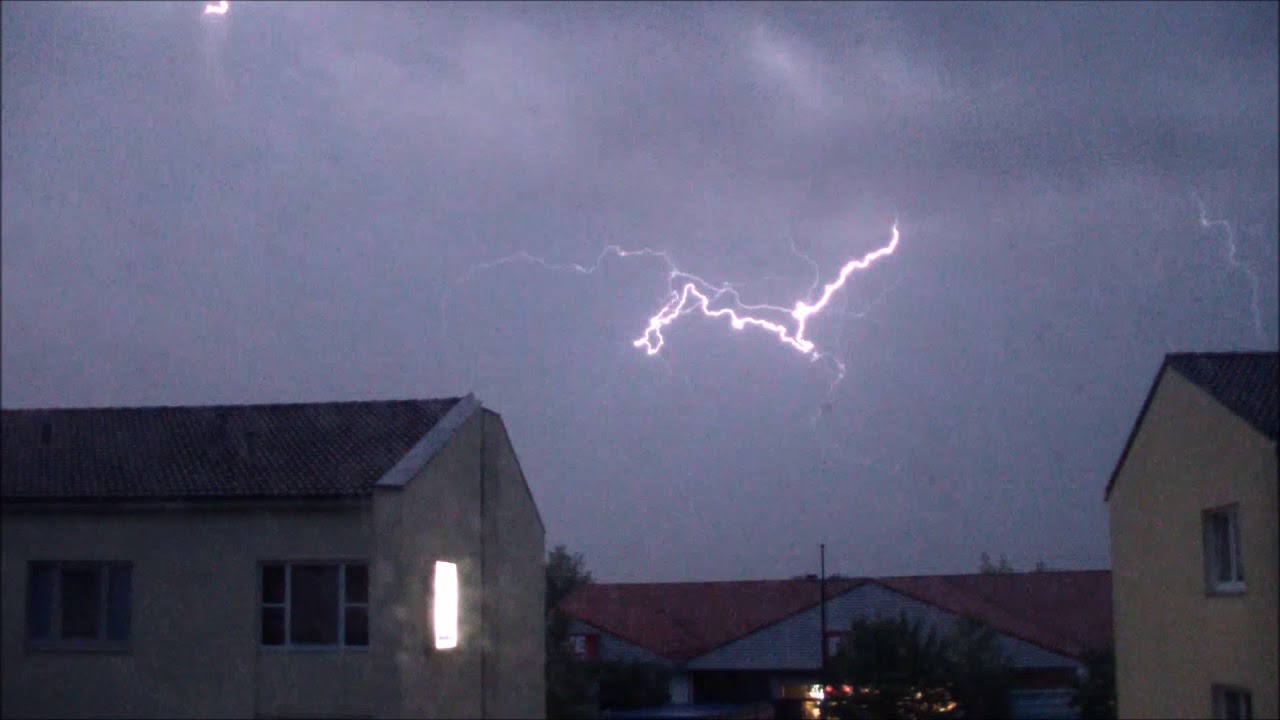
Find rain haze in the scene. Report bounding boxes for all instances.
[3,1,1276,582]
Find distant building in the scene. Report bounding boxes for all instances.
[1106,351,1278,719]
[1,395,545,719]
[559,570,1112,719]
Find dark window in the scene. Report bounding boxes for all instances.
[1204,506,1244,593]
[291,565,340,645]
[1213,685,1253,720]
[261,562,368,648]
[26,562,131,649]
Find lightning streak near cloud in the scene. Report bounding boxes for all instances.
[1193,194,1263,340]
[449,223,900,380]
[204,1,229,16]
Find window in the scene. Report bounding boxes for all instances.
[1203,505,1244,594]
[26,562,132,650]
[1213,685,1252,720]
[566,632,598,661]
[261,562,368,648]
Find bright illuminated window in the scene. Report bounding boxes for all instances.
[433,561,458,650]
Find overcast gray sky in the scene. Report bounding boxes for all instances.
[3,1,1276,582]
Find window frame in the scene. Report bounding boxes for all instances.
[1203,504,1245,595]
[1212,684,1253,720]
[258,560,369,651]
[25,560,133,653]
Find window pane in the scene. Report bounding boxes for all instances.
[262,606,285,645]
[345,564,368,604]
[290,565,339,645]
[1230,514,1244,582]
[106,565,132,642]
[345,607,368,646]
[262,564,285,604]
[26,563,55,640]
[60,568,101,639]
[1212,515,1233,583]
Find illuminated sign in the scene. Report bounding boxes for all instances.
[433,561,458,649]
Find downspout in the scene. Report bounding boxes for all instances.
[480,409,488,719]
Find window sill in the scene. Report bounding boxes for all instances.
[1206,584,1246,597]
[25,641,131,655]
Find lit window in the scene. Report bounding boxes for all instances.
[1203,506,1244,594]
[433,561,458,650]
[260,562,368,648]
[1213,685,1252,720]
[566,632,598,661]
[26,561,132,650]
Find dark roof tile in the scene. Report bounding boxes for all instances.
[2,399,460,501]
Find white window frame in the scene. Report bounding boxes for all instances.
[1212,684,1253,720]
[259,561,368,650]
[1203,505,1245,595]
[25,561,132,652]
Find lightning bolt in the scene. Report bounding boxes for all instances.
[446,223,900,380]
[204,1,229,15]
[1193,193,1264,340]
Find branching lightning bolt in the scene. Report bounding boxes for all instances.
[1193,193,1264,340]
[632,224,899,360]
[446,223,900,381]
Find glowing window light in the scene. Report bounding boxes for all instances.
[433,561,458,650]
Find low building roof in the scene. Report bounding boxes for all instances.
[2,398,462,502]
[560,570,1111,664]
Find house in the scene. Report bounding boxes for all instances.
[1106,351,1278,719]
[0,394,545,720]
[559,570,1112,719]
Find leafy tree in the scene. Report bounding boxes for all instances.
[546,545,595,719]
[595,659,672,711]
[945,616,1013,718]
[827,614,1016,720]
[826,614,960,720]
[1070,648,1117,719]
[547,544,593,611]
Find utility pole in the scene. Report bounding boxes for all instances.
[820,543,827,720]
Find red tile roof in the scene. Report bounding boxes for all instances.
[560,578,861,662]
[559,571,1110,663]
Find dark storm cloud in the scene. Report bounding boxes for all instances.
[3,1,1276,580]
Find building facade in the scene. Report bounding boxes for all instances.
[1107,352,1278,719]
[1,395,545,719]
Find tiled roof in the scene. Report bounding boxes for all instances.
[560,578,861,662]
[882,570,1113,658]
[1105,351,1278,500]
[1166,352,1278,440]
[559,571,1111,663]
[1,399,461,501]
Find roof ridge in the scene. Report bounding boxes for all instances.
[2,397,464,413]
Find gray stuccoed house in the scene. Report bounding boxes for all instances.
[1,394,545,719]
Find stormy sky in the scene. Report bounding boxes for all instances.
[3,1,1276,582]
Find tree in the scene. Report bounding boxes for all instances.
[595,659,672,711]
[979,552,1015,574]
[827,614,1015,720]
[945,616,1013,718]
[1070,648,1117,719]
[546,545,595,719]
[547,544,593,611]
[826,614,960,720]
